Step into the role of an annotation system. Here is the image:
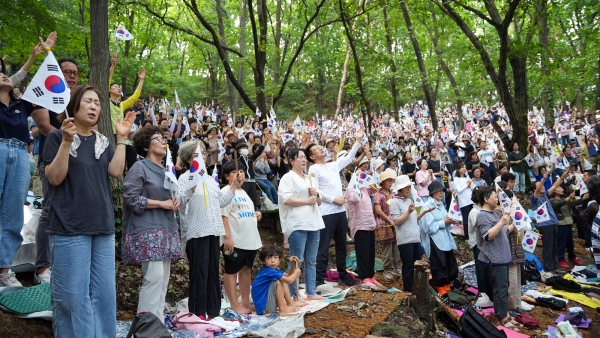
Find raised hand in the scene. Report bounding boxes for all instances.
[115,111,136,137]
[111,54,118,67]
[40,31,57,50]
[138,67,146,80]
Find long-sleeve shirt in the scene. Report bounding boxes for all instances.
[309,142,360,216]
[530,192,558,228]
[467,205,482,248]
[254,160,270,180]
[345,187,376,238]
[277,171,325,238]
[452,177,474,208]
[121,159,182,265]
[177,172,235,253]
[108,76,141,134]
[550,196,583,225]
[419,198,457,258]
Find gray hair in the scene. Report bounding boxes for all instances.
[179,141,205,168]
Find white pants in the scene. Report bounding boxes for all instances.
[508,263,522,310]
[138,259,171,321]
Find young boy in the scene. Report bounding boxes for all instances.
[221,160,263,314]
[251,246,303,315]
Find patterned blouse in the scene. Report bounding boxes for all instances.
[373,190,394,228]
[121,159,182,265]
[177,171,235,253]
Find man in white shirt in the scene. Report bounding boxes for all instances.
[306,126,365,287]
[477,140,496,184]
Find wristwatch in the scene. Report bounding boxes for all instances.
[317,193,320,198]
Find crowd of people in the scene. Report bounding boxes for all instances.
[1,33,600,336]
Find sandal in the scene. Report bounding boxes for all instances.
[500,318,521,332]
[508,317,524,328]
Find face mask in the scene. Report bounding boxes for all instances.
[240,149,249,156]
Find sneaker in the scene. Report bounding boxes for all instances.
[34,269,51,284]
[383,270,394,280]
[568,258,584,266]
[557,261,570,269]
[371,277,384,287]
[360,278,375,290]
[338,275,358,286]
[518,301,534,311]
[0,270,22,287]
[392,267,402,277]
[475,293,493,308]
[554,268,569,275]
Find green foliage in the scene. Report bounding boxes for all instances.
[1,0,599,117]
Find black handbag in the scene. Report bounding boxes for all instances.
[524,262,541,282]
[126,313,171,338]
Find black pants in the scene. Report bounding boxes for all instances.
[398,242,421,292]
[473,246,493,300]
[354,230,375,280]
[316,212,349,283]
[429,238,458,287]
[538,224,558,271]
[556,225,576,262]
[460,204,473,241]
[488,264,509,319]
[186,236,221,317]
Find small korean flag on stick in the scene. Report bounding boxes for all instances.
[115,24,134,41]
[356,171,374,188]
[164,145,178,192]
[187,142,209,190]
[496,183,512,214]
[447,197,463,222]
[577,177,588,195]
[534,201,551,223]
[346,173,362,199]
[584,158,593,170]
[521,230,540,253]
[21,52,71,113]
[211,164,220,184]
[511,202,530,231]
[256,107,261,117]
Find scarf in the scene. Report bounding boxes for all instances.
[69,130,110,160]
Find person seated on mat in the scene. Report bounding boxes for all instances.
[220,159,263,314]
[251,246,304,315]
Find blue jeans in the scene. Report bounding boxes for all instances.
[287,230,320,297]
[50,234,116,337]
[0,139,30,268]
[256,179,278,204]
[514,172,526,193]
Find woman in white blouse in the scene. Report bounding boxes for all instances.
[450,162,474,240]
[278,148,325,301]
[177,141,242,318]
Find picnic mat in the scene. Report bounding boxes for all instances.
[0,283,51,314]
[496,325,530,338]
[547,289,600,308]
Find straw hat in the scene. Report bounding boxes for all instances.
[379,168,398,184]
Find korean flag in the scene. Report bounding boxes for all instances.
[115,25,134,41]
[521,230,540,253]
[21,52,70,113]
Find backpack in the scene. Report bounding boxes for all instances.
[126,313,171,338]
[459,306,507,338]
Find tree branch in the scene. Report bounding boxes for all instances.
[451,0,499,27]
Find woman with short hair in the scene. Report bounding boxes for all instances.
[44,85,135,336]
[121,126,182,320]
[177,141,242,318]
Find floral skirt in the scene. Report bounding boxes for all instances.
[121,228,183,265]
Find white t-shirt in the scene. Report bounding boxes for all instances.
[220,187,262,250]
[478,149,494,166]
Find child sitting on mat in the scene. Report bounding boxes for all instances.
[251,246,305,315]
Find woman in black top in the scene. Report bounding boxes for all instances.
[402,152,417,181]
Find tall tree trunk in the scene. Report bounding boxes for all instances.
[339,0,371,131]
[216,0,236,107]
[121,11,134,93]
[536,0,552,121]
[235,1,247,112]
[273,0,282,87]
[382,5,399,119]
[179,50,186,76]
[400,0,438,130]
[334,0,366,121]
[248,0,268,115]
[90,0,123,235]
[80,0,90,61]
[428,2,463,128]
[595,54,600,111]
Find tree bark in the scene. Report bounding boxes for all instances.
[536,0,552,121]
[248,0,268,115]
[339,0,371,131]
[334,49,352,120]
[273,0,282,86]
[121,11,134,93]
[400,0,438,130]
[235,0,247,113]
[382,5,399,119]
[595,54,600,111]
[216,0,236,107]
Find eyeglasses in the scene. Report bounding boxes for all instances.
[151,136,167,143]
[62,70,79,77]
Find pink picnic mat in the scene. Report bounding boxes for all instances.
[496,325,530,338]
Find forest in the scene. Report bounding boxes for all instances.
[2,0,599,129]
